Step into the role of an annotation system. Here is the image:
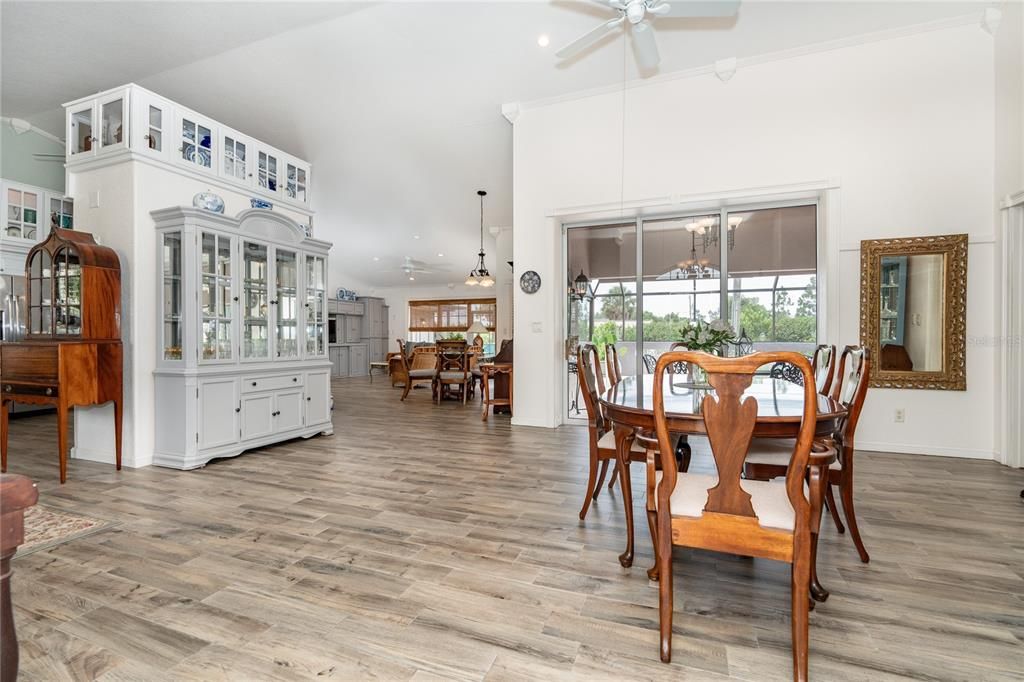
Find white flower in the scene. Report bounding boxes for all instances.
[710,319,732,334]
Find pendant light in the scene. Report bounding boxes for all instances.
[465,190,495,287]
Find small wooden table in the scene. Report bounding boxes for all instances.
[480,363,513,421]
[599,375,846,601]
[368,361,389,383]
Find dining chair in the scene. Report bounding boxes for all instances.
[745,346,872,563]
[642,353,657,374]
[605,344,623,385]
[646,350,819,680]
[433,348,472,404]
[577,343,646,520]
[396,340,437,401]
[468,352,483,399]
[812,344,837,395]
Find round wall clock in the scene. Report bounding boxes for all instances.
[520,270,542,294]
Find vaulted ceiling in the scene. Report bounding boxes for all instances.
[1,1,985,287]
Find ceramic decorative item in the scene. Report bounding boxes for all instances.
[192,190,225,214]
[520,270,542,294]
[251,198,273,210]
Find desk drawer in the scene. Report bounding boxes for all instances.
[2,382,58,398]
[1,344,59,382]
[241,373,303,394]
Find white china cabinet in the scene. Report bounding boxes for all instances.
[151,206,332,469]
[1,179,73,274]
[64,85,313,212]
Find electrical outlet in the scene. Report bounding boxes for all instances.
[894,408,905,423]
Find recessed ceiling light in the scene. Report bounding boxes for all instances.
[537,34,550,48]
[437,252,444,257]
[413,235,421,240]
[409,276,415,281]
[372,256,380,261]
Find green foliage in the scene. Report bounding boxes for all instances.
[591,322,618,360]
[737,294,815,343]
[599,285,636,321]
[797,277,816,317]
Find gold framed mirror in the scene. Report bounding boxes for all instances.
[859,234,967,390]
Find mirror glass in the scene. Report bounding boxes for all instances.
[878,253,944,372]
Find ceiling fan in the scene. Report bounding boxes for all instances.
[393,256,449,281]
[556,0,741,70]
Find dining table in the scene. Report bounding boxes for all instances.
[599,374,848,603]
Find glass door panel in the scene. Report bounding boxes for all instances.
[49,197,74,231]
[200,232,234,361]
[724,205,817,354]
[53,247,81,336]
[100,97,125,149]
[180,117,213,169]
[243,241,269,359]
[162,232,183,360]
[147,104,164,151]
[224,135,248,182]
[286,162,307,203]
[258,151,278,193]
[305,255,326,356]
[6,189,39,239]
[70,106,94,155]
[275,249,298,358]
[565,222,636,421]
[28,251,52,335]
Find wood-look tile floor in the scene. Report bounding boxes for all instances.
[6,378,1024,681]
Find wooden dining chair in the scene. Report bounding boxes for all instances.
[577,343,647,520]
[812,344,837,395]
[605,343,622,385]
[396,340,437,401]
[433,348,471,404]
[646,350,818,680]
[745,346,872,563]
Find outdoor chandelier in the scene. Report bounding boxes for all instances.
[684,215,743,251]
[570,269,594,301]
[465,190,495,287]
[674,231,718,280]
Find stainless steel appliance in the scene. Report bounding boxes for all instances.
[1,273,50,414]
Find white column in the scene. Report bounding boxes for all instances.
[999,191,1024,468]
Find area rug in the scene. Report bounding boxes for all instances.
[15,505,118,557]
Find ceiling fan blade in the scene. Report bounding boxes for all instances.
[556,16,625,60]
[632,20,660,69]
[587,0,627,9]
[648,0,740,18]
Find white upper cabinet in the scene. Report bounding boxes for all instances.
[63,85,312,210]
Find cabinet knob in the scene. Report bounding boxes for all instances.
[252,381,257,386]
[4,385,11,392]
[270,300,278,305]
[233,296,239,302]
[292,377,298,382]
[306,397,311,401]
[45,388,53,396]
[235,407,240,413]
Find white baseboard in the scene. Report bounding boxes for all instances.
[857,441,996,461]
[70,445,152,469]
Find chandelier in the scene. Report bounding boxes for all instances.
[465,190,494,287]
[569,269,595,301]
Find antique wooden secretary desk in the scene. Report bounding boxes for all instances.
[0,227,123,483]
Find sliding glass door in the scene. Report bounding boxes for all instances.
[565,201,817,422]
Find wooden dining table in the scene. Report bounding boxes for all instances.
[599,374,847,602]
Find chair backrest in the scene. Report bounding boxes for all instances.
[831,346,870,451]
[436,348,469,378]
[812,344,837,395]
[651,351,816,528]
[396,339,411,371]
[642,353,657,374]
[577,343,607,432]
[769,361,804,386]
[437,339,468,352]
[605,344,622,386]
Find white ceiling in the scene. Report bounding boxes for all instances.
[2,0,986,287]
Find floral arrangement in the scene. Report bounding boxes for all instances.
[677,318,736,354]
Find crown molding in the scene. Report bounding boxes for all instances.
[505,12,981,114]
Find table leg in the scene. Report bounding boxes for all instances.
[0,398,8,473]
[614,425,635,568]
[808,461,829,602]
[57,401,69,484]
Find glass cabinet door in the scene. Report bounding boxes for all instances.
[305,255,326,356]
[180,116,213,170]
[49,197,74,231]
[53,247,82,336]
[275,249,298,358]
[257,150,278,193]
[223,133,248,183]
[98,94,126,152]
[200,232,234,361]
[286,162,307,203]
[6,188,40,239]
[162,232,183,360]
[28,251,52,335]
[243,241,270,359]
[146,103,165,152]
[69,105,94,155]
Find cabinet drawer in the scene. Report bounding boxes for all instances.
[2,382,58,398]
[241,373,303,394]
[1,344,59,382]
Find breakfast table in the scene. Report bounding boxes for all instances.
[599,374,847,602]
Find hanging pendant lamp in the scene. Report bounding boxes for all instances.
[465,190,495,287]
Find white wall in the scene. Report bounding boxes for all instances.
[510,20,1005,460]
[0,121,65,191]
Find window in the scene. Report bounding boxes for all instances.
[408,298,497,354]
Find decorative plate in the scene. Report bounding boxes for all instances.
[192,191,225,214]
[251,198,273,210]
[520,270,542,294]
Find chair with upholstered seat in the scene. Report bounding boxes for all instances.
[433,347,472,404]
[646,350,819,680]
[395,340,438,401]
[770,344,836,393]
[745,346,871,563]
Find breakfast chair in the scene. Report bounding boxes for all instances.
[646,351,820,680]
[434,348,472,404]
[812,344,837,395]
[577,343,647,520]
[396,340,437,401]
[745,346,872,563]
[605,343,622,385]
